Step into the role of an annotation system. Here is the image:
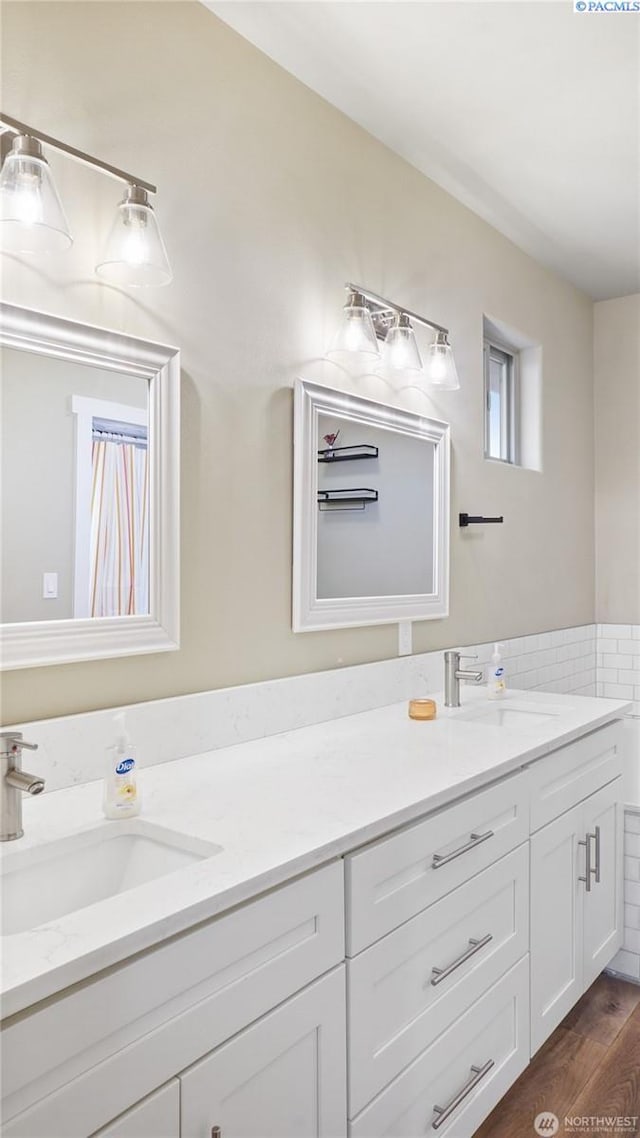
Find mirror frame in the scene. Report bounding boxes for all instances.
[0,302,180,669]
[293,378,450,631]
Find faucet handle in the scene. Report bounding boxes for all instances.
[0,732,38,753]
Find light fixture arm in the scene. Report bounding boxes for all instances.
[0,112,156,195]
[347,281,449,338]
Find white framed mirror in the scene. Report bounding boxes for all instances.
[0,303,180,669]
[293,378,450,631]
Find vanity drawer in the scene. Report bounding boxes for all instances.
[528,722,623,832]
[347,842,529,1116]
[349,955,530,1138]
[1,861,344,1135]
[346,772,528,954]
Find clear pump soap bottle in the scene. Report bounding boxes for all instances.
[488,643,507,700]
[103,711,141,819]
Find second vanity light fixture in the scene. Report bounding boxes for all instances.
[0,112,171,287]
[328,284,460,390]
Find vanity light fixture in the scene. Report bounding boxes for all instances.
[96,185,171,288]
[376,311,423,379]
[426,330,460,391]
[327,289,380,360]
[0,112,172,287]
[0,134,72,253]
[329,282,460,390]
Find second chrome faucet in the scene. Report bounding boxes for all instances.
[444,650,484,708]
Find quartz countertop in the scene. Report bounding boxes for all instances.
[0,687,630,1019]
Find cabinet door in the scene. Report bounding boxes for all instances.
[583,777,623,988]
[181,968,346,1138]
[530,802,584,1054]
[92,1082,179,1138]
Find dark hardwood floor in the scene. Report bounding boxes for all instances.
[473,975,640,1138]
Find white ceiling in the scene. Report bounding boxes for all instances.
[205,1,639,300]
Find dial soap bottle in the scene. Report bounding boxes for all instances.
[103,711,141,819]
[488,643,507,700]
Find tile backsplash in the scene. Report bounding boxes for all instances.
[597,623,640,714]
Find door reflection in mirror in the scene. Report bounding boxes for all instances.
[87,410,148,617]
[0,347,149,624]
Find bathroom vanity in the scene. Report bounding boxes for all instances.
[0,690,628,1138]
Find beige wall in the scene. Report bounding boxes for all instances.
[594,294,640,623]
[0,2,595,724]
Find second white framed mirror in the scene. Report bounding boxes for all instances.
[293,379,450,631]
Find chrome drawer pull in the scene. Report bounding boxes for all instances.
[432,829,494,869]
[432,1059,495,1129]
[430,934,493,987]
[592,825,601,884]
[579,833,595,892]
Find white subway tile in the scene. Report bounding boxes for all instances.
[625,881,640,906]
[625,833,640,858]
[602,654,634,670]
[626,813,640,835]
[625,904,640,929]
[603,683,634,699]
[603,624,634,639]
[617,640,640,656]
[625,856,640,881]
[598,668,620,684]
[624,928,640,954]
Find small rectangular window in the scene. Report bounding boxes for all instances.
[484,340,518,463]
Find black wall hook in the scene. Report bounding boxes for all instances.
[459,513,504,527]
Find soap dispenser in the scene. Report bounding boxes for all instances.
[488,643,507,700]
[103,711,141,819]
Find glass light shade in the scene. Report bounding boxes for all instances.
[327,291,380,360]
[95,186,172,287]
[376,313,423,379]
[426,332,460,390]
[0,136,72,253]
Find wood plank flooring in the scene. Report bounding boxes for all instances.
[474,975,640,1138]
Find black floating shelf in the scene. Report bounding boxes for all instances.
[459,512,504,527]
[318,444,379,463]
[318,488,379,512]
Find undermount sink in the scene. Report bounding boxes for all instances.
[456,701,566,728]
[0,819,222,936]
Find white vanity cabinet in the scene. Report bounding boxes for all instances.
[1,715,628,1138]
[529,725,624,1054]
[180,969,346,1138]
[1,863,345,1138]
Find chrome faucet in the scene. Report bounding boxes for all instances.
[444,650,484,708]
[1,732,45,841]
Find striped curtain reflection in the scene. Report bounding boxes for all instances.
[90,440,149,617]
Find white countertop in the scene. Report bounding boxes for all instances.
[0,687,629,1019]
